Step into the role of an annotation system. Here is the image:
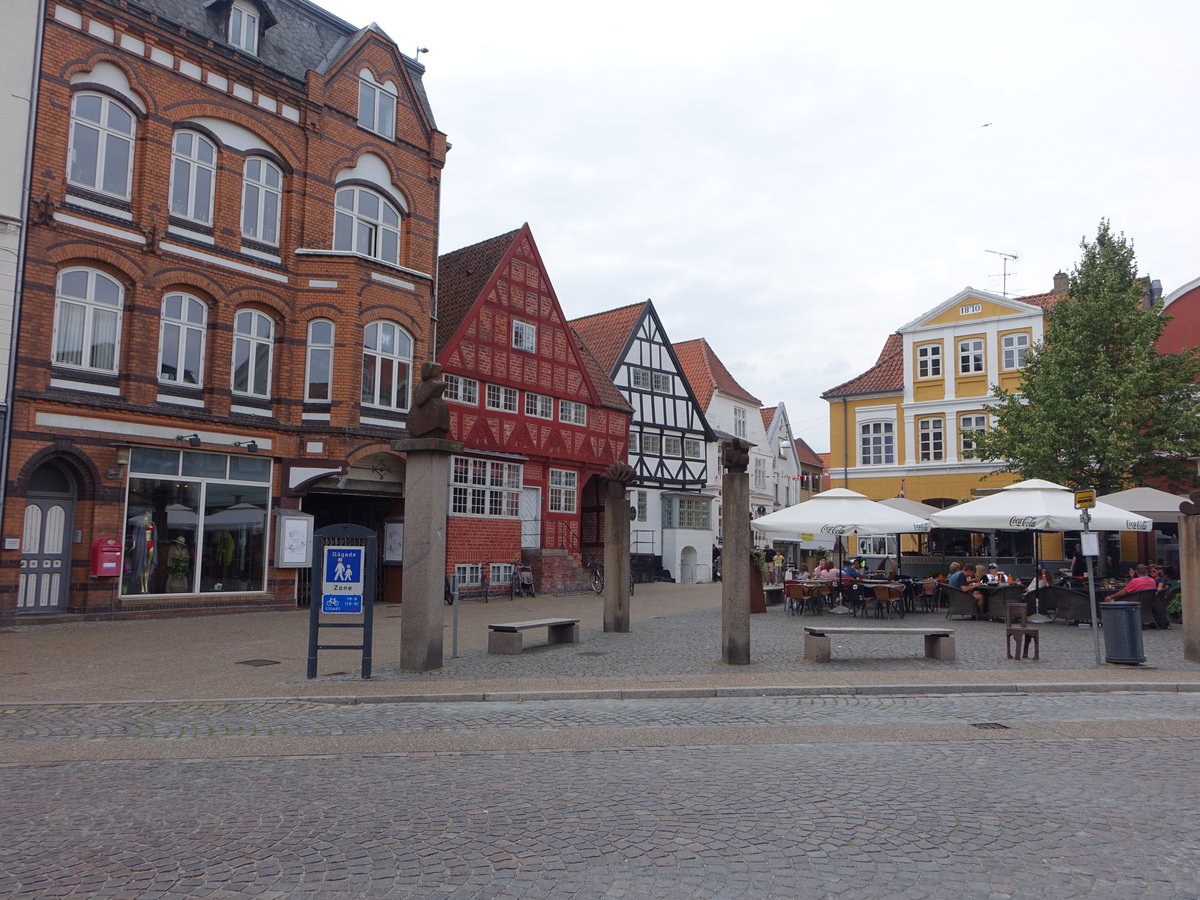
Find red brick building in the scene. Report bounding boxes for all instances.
[436,225,631,593]
[4,0,446,622]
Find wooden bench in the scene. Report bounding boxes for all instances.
[488,618,580,655]
[802,625,955,662]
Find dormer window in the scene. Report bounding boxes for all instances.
[228,0,260,54]
[358,70,397,140]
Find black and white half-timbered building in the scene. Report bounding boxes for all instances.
[572,301,717,584]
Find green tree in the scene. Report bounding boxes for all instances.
[967,220,1200,493]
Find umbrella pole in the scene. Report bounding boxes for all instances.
[829,536,850,615]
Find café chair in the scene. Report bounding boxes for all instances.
[1005,602,1039,660]
[872,583,904,619]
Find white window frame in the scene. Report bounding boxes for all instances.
[958,338,985,374]
[241,157,282,245]
[630,367,651,389]
[917,342,942,378]
[628,433,641,455]
[450,457,522,518]
[333,186,401,264]
[641,434,661,455]
[1002,332,1029,370]
[635,490,648,522]
[733,406,746,438]
[158,292,207,387]
[684,438,703,459]
[664,436,682,457]
[486,384,519,412]
[524,391,553,419]
[676,497,710,530]
[357,71,396,139]
[652,371,671,392]
[231,309,274,397]
[753,457,767,491]
[361,321,413,411]
[512,320,537,353]
[960,413,987,452]
[305,319,334,402]
[548,468,578,514]
[227,0,260,54]
[169,130,217,224]
[454,563,481,587]
[918,417,945,462]
[68,92,135,200]
[860,421,894,466]
[559,399,586,426]
[444,374,478,405]
[53,267,123,374]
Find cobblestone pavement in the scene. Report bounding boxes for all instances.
[3,693,1200,898]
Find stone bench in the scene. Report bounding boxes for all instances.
[487,618,580,655]
[802,625,955,662]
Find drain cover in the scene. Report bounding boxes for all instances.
[970,722,1009,729]
[236,659,281,667]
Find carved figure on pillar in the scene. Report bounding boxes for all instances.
[406,362,451,439]
[721,438,750,473]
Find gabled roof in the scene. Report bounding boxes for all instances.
[571,329,633,414]
[569,302,645,375]
[794,437,824,468]
[673,338,761,409]
[821,333,904,399]
[435,228,523,355]
[760,407,776,431]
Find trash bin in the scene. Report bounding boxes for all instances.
[1099,601,1145,665]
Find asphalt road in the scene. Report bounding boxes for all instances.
[4,691,1200,898]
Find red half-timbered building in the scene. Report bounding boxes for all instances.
[436,225,631,593]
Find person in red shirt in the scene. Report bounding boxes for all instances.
[1108,564,1157,597]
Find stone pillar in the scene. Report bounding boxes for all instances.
[392,437,462,671]
[721,439,751,665]
[603,461,636,633]
[1180,497,1200,663]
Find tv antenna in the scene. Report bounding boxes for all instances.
[986,249,1019,297]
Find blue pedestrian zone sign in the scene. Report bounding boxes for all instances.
[321,546,364,614]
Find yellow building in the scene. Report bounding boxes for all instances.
[822,276,1074,561]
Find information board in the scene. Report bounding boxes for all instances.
[321,545,364,614]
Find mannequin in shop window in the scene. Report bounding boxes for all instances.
[165,536,191,593]
[128,512,157,593]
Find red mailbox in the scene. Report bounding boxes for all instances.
[90,537,122,577]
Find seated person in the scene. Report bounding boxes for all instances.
[1025,567,1051,594]
[1108,564,1156,597]
[946,561,965,590]
[984,563,1004,584]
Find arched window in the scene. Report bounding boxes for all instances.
[53,268,122,373]
[333,186,400,264]
[231,309,274,397]
[357,69,396,139]
[158,293,207,386]
[169,130,217,224]
[241,157,282,245]
[361,321,412,411]
[68,92,135,199]
[305,319,334,402]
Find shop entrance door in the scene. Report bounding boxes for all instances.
[19,464,76,613]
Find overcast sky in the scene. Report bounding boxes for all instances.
[327,0,1200,452]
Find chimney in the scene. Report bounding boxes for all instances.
[1052,272,1069,293]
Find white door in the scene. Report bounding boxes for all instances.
[520,487,541,549]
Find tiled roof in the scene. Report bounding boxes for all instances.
[673,338,762,409]
[571,329,633,414]
[794,437,824,467]
[1017,288,1064,310]
[821,333,904,399]
[760,407,776,430]
[435,228,522,354]
[569,302,645,375]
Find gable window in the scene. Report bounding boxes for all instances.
[444,374,478,405]
[305,319,334,402]
[158,292,207,386]
[630,367,651,389]
[450,457,522,518]
[227,0,259,54]
[684,438,703,459]
[512,320,537,353]
[548,469,578,514]
[357,71,396,140]
[664,436,682,457]
[361,321,412,410]
[334,186,400,264]
[652,371,672,392]
[960,414,987,452]
[918,417,944,462]
[733,406,746,438]
[524,391,553,418]
[242,157,281,245]
[53,267,122,373]
[754,457,767,491]
[641,434,661,455]
[232,309,274,397]
[68,92,134,199]
[559,399,586,426]
[860,421,894,465]
[917,342,942,378]
[169,131,216,224]
[486,384,518,412]
[958,338,984,374]
[1002,332,1029,369]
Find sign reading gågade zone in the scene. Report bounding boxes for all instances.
[322,546,364,614]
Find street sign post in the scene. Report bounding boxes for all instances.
[306,524,376,679]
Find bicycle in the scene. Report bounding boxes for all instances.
[588,559,634,595]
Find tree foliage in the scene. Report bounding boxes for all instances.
[967,220,1200,493]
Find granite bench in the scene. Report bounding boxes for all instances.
[802,625,955,662]
[487,618,580,655]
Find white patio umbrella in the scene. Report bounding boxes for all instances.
[927,479,1153,533]
[1098,487,1188,524]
